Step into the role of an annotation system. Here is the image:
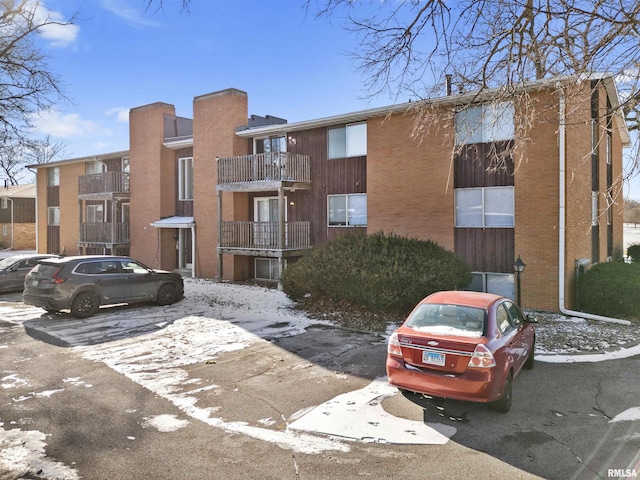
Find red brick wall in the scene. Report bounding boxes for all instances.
[129,102,178,270]
[192,88,249,279]
[0,223,35,250]
[367,108,455,249]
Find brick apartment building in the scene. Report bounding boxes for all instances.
[29,74,630,312]
[0,184,37,250]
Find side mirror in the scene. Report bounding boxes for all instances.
[525,314,538,324]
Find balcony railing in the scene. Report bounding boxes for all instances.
[217,152,311,186]
[219,221,310,250]
[80,222,130,244]
[78,172,130,196]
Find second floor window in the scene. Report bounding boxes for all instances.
[48,206,60,226]
[48,167,60,186]
[179,157,193,200]
[328,194,367,226]
[455,102,514,145]
[328,123,367,159]
[455,186,514,227]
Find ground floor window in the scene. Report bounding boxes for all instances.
[255,258,283,281]
[467,272,515,300]
[328,194,367,226]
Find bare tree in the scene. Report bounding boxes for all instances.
[0,1,72,144]
[0,135,66,185]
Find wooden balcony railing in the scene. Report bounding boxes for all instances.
[217,152,311,185]
[219,221,310,250]
[80,222,130,244]
[78,172,130,196]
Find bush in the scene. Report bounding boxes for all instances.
[627,243,640,263]
[281,232,472,314]
[577,261,640,321]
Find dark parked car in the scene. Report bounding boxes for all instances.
[23,255,184,318]
[0,254,59,293]
[386,291,536,413]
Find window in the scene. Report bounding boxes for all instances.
[328,123,367,158]
[2,225,8,236]
[328,194,367,226]
[48,167,59,186]
[496,304,513,335]
[455,186,514,227]
[87,204,104,223]
[468,272,515,300]
[592,191,599,226]
[255,258,281,281]
[178,157,193,200]
[455,102,514,145]
[256,136,286,154]
[86,161,106,174]
[0,198,7,209]
[122,157,130,173]
[504,301,524,326]
[47,206,60,226]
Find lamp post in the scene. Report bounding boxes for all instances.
[513,255,526,307]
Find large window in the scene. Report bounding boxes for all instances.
[328,194,367,226]
[178,157,193,200]
[328,123,367,159]
[455,186,514,227]
[255,258,281,281]
[455,102,514,145]
[48,167,60,186]
[47,206,60,226]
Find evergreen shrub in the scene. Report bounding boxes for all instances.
[577,261,640,321]
[281,232,472,314]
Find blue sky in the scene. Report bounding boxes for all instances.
[34,0,390,157]
[30,0,640,200]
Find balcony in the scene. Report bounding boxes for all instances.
[78,172,130,199]
[218,221,310,257]
[79,222,130,245]
[217,152,311,191]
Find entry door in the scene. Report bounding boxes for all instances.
[254,197,285,248]
[179,228,192,269]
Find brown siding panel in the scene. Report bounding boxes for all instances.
[455,228,514,273]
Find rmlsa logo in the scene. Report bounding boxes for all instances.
[608,469,638,478]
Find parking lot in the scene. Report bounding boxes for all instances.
[0,280,639,479]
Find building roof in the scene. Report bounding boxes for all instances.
[0,184,36,199]
[235,73,631,146]
[26,150,130,170]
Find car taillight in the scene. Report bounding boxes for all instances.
[52,268,65,284]
[388,332,403,357]
[468,344,496,368]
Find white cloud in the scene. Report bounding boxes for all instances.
[30,109,109,138]
[35,2,79,47]
[98,0,163,28]
[106,107,130,123]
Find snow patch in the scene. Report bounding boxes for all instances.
[609,407,640,423]
[143,414,190,432]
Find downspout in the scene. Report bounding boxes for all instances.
[557,82,630,325]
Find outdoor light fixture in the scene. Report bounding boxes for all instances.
[513,255,526,307]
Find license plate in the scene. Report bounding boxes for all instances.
[423,351,445,366]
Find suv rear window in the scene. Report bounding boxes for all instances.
[30,263,61,277]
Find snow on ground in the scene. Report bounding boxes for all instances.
[1,243,640,477]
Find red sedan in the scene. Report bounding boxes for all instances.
[386,291,536,413]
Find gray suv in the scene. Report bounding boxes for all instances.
[23,255,184,318]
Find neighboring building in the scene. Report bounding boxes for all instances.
[28,74,630,312]
[0,184,37,250]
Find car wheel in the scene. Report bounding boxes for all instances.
[71,292,99,318]
[156,284,177,306]
[523,337,535,370]
[491,372,513,413]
